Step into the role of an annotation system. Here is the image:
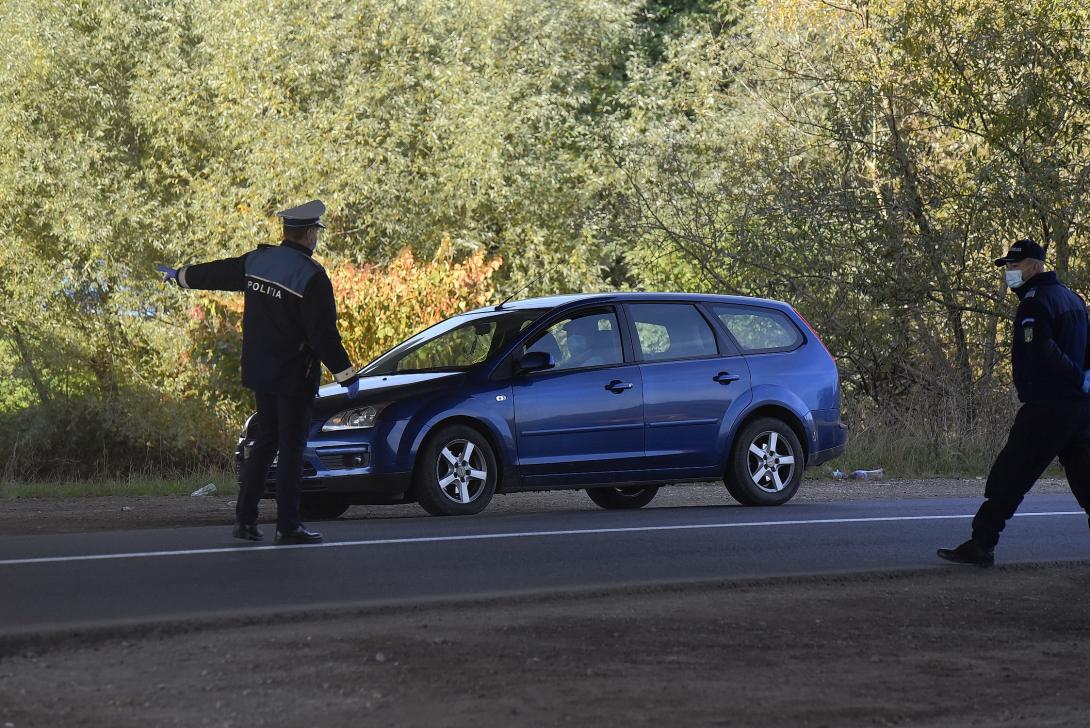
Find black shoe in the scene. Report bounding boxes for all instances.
[937,539,994,567]
[232,523,264,541]
[274,526,323,544]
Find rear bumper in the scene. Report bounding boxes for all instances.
[809,422,848,466]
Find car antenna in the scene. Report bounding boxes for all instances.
[494,255,569,310]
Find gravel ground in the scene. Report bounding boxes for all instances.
[0,476,1072,536]
[2,478,1088,727]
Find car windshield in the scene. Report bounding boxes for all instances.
[363,308,546,375]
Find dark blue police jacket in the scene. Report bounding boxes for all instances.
[1011,271,1090,404]
[177,241,357,395]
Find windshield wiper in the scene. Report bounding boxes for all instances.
[393,366,464,374]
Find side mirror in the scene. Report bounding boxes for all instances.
[516,350,555,373]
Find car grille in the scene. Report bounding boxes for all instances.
[268,462,318,478]
[237,441,369,478]
[316,448,370,470]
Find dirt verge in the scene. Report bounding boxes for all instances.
[2,563,1089,727]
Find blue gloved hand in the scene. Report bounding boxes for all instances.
[1082,370,1090,395]
[343,377,360,399]
[156,265,178,285]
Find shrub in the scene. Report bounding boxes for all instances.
[0,389,233,480]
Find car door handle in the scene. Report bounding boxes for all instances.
[713,372,741,384]
[605,380,634,393]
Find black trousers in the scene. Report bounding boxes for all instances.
[237,390,314,532]
[972,401,1090,549]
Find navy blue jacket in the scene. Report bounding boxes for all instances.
[178,241,357,395]
[1011,271,1090,404]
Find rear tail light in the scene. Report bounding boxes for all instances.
[792,307,835,362]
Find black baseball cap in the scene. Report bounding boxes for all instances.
[993,238,1045,266]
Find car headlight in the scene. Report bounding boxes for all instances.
[322,404,387,432]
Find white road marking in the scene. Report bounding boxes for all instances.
[0,511,1084,567]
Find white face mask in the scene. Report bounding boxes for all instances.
[1005,269,1024,289]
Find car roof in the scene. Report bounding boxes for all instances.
[463,291,794,315]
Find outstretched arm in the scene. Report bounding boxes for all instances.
[157,254,248,292]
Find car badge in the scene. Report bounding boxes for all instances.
[496,395,507,402]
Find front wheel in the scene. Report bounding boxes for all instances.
[585,486,659,510]
[724,417,803,506]
[413,424,498,516]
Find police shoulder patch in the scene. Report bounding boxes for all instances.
[1023,326,1034,342]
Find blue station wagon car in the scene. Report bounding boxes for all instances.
[236,293,847,519]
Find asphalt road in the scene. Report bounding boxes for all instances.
[2,494,1088,638]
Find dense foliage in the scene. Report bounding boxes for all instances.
[0,0,1086,477]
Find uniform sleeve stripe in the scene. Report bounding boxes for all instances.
[245,274,304,298]
[333,367,356,383]
[177,265,190,289]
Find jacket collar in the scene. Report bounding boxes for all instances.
[280,240,315,258]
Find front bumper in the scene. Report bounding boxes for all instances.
[235,438,413,504]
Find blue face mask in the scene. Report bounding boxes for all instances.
[1005,269,1024,289]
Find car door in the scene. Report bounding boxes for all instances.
[624,302,752,475]
[511,306,645,486]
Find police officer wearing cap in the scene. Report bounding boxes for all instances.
[157,200,360,545]
[938,238,1090,566]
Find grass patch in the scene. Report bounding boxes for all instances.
[826,388,1069,479]
[0,467,235,499]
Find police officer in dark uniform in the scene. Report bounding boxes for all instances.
[938,239,1090,566]
[157,200,360,544]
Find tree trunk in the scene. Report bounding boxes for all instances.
[8,325,51,404]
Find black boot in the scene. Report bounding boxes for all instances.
[275,525,323,544]
[232,523,264,541]
[937,539,994,567]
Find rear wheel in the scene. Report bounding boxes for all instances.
[585,486,659,510]
[724,417,803,506]
[414,424,498,516]
[300,495,351,520]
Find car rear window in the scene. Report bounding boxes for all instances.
[628,303,719,361]
[710,305,801,353]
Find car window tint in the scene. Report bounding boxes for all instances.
[711,305,800,352]
[628,304,718,361]
[525,310,623,370]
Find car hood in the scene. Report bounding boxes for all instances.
[315,371,464,409]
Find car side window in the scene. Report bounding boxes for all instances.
[711,305,801,352]
[628,304,719,361]
[524,310,623,371]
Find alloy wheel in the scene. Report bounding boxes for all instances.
[435,438,489,505]
[746,430,797,493]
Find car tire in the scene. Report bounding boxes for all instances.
[585,486,659,510]
[414,424,498,516]
[300,495,351,520]
[724,417,803,506]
